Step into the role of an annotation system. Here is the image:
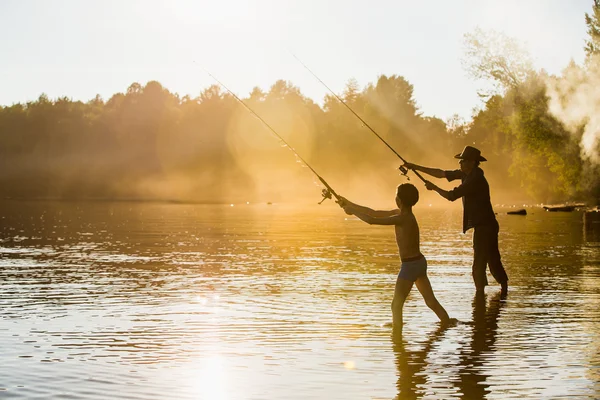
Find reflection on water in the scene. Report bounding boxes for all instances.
[392,322,454,399]
[458,291,504,400]
[392,291,506,400]
[0,201,599,399]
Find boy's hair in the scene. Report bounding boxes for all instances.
[396,183,419,207]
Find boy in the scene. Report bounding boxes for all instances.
[339,183,452,331]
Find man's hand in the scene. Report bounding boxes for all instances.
[424,180,437,191]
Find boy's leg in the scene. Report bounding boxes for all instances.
[415,275,450,323]
[392,275,413,330]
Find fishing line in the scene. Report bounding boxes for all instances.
[202,66,340,204]
[291,53,427,183]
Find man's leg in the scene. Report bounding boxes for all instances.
[392,275,414,331]
[487,221,508,295]
[415,275,450,323]
[472,227,490,292]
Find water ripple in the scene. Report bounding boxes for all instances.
[0,202,598,399]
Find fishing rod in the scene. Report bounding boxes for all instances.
[203,68,340,205]
[292,54,427,184]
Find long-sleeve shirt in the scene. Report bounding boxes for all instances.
[444,167,497,233]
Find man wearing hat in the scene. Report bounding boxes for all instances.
[403,146,508,296]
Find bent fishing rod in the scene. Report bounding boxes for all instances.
[292,54,427,184]
[203,69,340,205]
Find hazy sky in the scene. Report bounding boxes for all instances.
[0,0,592,120]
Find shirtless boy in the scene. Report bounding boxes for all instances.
[339,183,452,331]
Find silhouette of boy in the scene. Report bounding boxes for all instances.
[339,183,454,332]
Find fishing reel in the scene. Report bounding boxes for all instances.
[318,188,333,204]
[399,165,410,180]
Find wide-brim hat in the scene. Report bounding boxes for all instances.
[454,145,487,162]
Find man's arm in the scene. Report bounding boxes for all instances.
[424,173,479,201]
[403,162,446,179]
[424,181,455,201]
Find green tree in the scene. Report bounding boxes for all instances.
[585,0,600,60]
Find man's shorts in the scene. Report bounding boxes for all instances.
[398,255,427,282]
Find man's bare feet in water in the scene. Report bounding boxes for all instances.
[501,282,508,298]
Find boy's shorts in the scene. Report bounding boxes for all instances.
[398,255,427,282]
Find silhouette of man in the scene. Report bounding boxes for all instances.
[391,291,505,399]
[404,146,508,295]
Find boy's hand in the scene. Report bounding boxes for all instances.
[336,197,354,215]
[342,205,354,215]
[336,196,350,208]
[424,180,437,191]
[403,162,416,170]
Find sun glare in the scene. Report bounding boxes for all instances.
[193,354,229,400]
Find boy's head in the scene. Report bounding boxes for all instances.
[396,183,419,208]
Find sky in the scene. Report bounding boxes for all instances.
[0,0,592,121]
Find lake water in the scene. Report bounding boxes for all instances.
[0,201,599,399]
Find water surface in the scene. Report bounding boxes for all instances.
[1,201,598,399]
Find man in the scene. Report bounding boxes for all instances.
[403,146,508,295]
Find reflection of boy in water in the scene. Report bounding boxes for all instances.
[392,324,451,399]
[339,184,454,332]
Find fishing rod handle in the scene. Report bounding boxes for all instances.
[399,164,428,183]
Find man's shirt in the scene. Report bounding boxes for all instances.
[444,167,497,233]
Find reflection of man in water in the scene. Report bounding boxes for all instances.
[392,291,504,399]
[458,291,505,399]
[404,146,509,296]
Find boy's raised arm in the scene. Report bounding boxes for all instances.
[351,210,406,226]
[338,197,399,218]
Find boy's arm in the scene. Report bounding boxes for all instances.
[351,210,406,226]
[341,198,399,217]
[351,205,400,218]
